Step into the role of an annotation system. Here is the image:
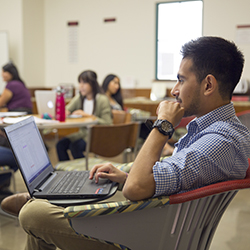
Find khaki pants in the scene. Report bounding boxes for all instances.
[19,199,120,250]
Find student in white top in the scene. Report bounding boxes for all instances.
[56,70,112,161]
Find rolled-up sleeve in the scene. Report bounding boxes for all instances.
[153,132,248,197]
[153,160,180,196]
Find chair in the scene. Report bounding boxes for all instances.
[236,110,250,130]
[0,166,18,223]
[175,115,196,129]
[0,166,16,194]
[56,122,140,171]
[63,159,250,250]
[112,110,131,124]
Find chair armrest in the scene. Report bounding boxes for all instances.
[170,159,250,204]
[115,161,133,173]
[169,177,250,204]
[115,156,169,173]
[64,196,170,219]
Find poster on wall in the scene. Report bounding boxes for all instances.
[68,21,79,63]
[0,31,9,94]
[236,25,250,44]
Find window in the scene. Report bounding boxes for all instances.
[156,0,203,80]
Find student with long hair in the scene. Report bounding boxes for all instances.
[1,62,32,114]
[102,74,123,110]
[0,62,32,193]
[56,70,112,161]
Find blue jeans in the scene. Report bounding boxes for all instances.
[0,146,18,186]
[56,138,86,161]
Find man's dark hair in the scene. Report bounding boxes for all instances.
[181,36,244,100]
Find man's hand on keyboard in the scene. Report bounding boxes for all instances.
[89,163,128,185]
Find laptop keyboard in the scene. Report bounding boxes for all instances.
[50,171,89,194]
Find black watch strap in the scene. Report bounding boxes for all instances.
[152,119,175,138]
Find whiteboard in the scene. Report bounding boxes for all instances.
[0,31,9,94]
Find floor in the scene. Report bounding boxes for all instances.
[0,137,250,250]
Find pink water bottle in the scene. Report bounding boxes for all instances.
[55,86,66,122]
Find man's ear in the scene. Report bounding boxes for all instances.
[203,74,217,96]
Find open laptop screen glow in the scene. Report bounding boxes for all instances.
[6,119,51,185]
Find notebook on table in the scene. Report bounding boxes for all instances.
[4,116,117,206]
[34,90,56,117]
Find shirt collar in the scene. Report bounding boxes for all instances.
[187,102,235,132]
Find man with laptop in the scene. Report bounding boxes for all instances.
[2,36,250,250]
[3,116,115,202]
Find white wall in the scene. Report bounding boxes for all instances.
[203,0,250,80]
[44,0,250,89]
[22,0,45,87]
[44,0,156,88]
[0,0,23,69]
[0,0,45,88]
[0,0,250,90]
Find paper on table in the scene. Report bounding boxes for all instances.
[33,117,59,124]
[3,116,60,124]
[3,116,31,124]
[0,112,27,117]
[67,114,82,118]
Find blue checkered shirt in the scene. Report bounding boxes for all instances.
[153,102,250,196]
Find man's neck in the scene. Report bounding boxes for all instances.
[197,100,230,118]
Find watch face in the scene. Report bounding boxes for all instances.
[161,120,172,132]
[152,119,174,137]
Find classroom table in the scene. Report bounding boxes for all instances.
[36,116,97,130]
[0,115,98,130]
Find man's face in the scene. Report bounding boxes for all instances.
[171,58,202,117]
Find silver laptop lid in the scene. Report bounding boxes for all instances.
[35,90,56,117]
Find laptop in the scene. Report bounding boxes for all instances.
[35,90,56,117]
[4,116,117,205]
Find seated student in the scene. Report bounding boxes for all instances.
[2,37,250,250]
[0,62,32,193]
[56,70,112,161]
[1,62,32,114]
[101,73,173,154]
[0,145,18,194]
[102,74,123,110]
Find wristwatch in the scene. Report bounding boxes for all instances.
[152,119,175,138]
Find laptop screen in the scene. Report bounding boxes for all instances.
[4,116,54,194]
